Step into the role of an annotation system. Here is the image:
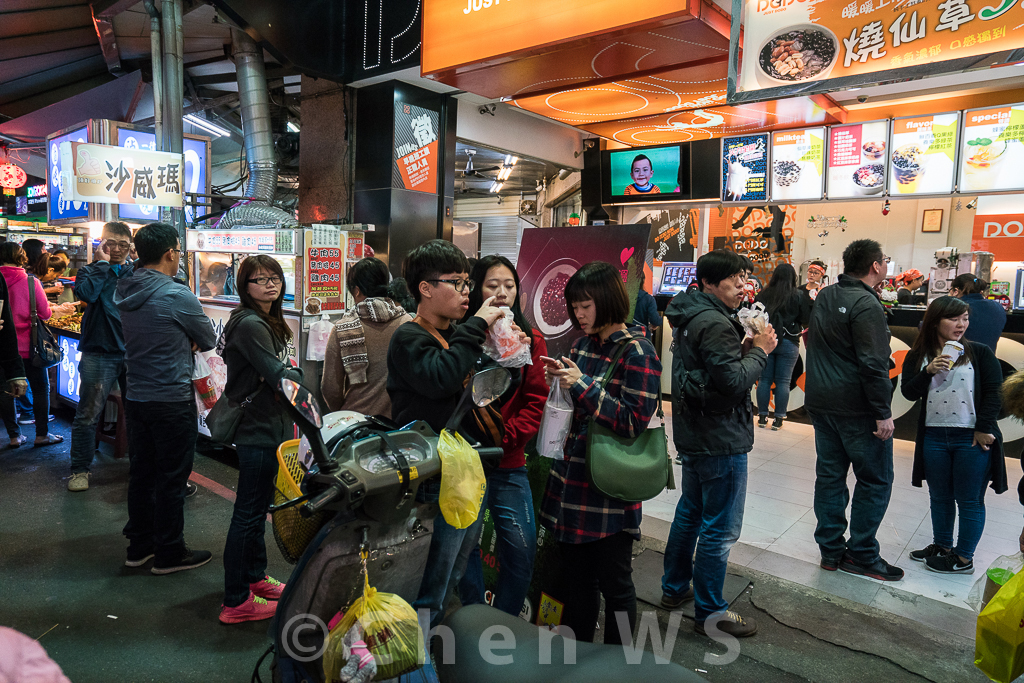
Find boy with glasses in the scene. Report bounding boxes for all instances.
[67,222,135,492]
[386,239,513,629]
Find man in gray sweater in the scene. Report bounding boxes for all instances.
[115,222,217,574]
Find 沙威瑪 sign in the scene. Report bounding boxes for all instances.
[59,141,184,207]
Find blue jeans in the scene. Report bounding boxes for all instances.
[756,339,800,418]
[922,427,989,560]
[0,363,52,440]
[70,352,126,473]
[662,453,747,624]
[223,444,279,607]
[458,466,537,617]
[810,412,893,563]
[413,478,486,628]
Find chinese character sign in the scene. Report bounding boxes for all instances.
[117,128,208,223]
[305,226,346,311]
[393,102,440,193]
[959,103,1024,193]
[827,120,890,199]
[890,112,961,195]
[722,134,769,202]
[186,230,284,253]
[59,141,184,207]
[732,0,1024,102]
[771,127,825,201]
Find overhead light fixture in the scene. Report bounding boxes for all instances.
[498,166,512,181]
[183,114,229,137]
[504,155,518,166]
[286,121,300,133]
[535,180,543,192]
[490,181,504,193]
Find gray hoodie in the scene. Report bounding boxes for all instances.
[115,268,217,403]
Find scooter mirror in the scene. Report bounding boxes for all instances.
[471,366,511,407]
[280,378,323,429]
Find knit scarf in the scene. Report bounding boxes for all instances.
[334,297,407,384]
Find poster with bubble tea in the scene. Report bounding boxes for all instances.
[722,134,768,202]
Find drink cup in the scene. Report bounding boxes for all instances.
[942,340,964,363]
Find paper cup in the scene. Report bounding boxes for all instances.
[942,340,964,363]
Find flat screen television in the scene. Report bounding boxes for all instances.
[602,144,688,203]
[658,262,697,295]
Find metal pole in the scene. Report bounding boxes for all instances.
[143,1,163,151]
[161,0,185,242]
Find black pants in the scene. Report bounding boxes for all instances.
[557,531,637,645]
[123,399,198,561]
[0,363,50,439]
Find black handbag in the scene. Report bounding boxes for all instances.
[28,275,62,369]
[205,385,261,445]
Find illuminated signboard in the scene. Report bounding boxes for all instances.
[770,127,825,201]
[26,184,47,203]
[58,333,82,404]
[59,142,185,207]
[116,128,208,222]
[47,126,89,222]
[959,103,1024,193]
[186,229,295,254]
[890,112,961,196]
[827,120,890,199]
[722,134,769,202]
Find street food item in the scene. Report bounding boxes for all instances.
[47,313,84,332]
[773,160,802,187]
[963,138,1008,190]
[853,164,885,195]
[892,145,925,193]
[862,141,886,161]
[759,28,836,82]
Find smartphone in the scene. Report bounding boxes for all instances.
[539,356,562,367]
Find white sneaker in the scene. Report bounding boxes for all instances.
[68,472,90,492]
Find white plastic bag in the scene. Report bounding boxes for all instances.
[968,552,1024,613]
[307,313,333,361]
[737,301,770,337]
[537,381,573,459]
[482,307,533,368]
[192,352,219,411]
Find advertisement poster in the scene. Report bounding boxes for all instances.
[116,129,208,223]
[393,102,439,193]
[731,0,1024,102]
[57,333,83,404]
[305,225,346,311]
[771,127,825,200]
[959,103,1024,193]
[608,145,681,196]
[722,134,769,202]
[642,207,699,266]
[890,113,960,195]
[47,126,88,222]
[827,120,889,199]
[972,212,1024,260]
[517,225,651,360]
[59,141,185,207]
[714,205,795,286]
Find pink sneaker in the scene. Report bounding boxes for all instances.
[250,575,285,601]
[220,592,277,624]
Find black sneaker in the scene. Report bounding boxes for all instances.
[771,418,784,431]
[909,543,949,562]
[838,554,904,581]
[125,545,155,568]
[152,546,213,575]
[925,553,974,574]
[757,415,769,428]
[820,556,840,571]
[660,587,694,610]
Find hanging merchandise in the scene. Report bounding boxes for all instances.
[306,313,333,361]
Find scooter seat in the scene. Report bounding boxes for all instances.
[436,604,705,683]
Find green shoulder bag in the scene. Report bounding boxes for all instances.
[585,340,674,503]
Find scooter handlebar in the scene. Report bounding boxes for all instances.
[300,484,343,517]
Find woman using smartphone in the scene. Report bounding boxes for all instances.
[900,296,1006,575]
[541,261,661,645]
[458,255,547,617]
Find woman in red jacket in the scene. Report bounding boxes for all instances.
[458,255,547,617]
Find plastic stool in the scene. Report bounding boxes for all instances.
[95,393,128,459]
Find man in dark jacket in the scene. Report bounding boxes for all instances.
[805,238,902,581]
[661,249,776,639]
[951,274,1006,353]
[386,239,506,629]
[67,221,134,492]
[115,222,217,575]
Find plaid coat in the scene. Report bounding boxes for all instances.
[540,327,662,543]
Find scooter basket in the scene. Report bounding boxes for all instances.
[273,439,330,564]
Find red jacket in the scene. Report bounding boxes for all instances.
[499,333,548,469]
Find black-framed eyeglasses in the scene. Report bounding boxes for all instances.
[247,275,283,286]
[877,256,891,264]
[167,247,182,255]
[428,278,475,293]
[104,240,131,250]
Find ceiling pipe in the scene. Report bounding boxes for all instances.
[214,28,296,229]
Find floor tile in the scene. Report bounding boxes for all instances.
[756,459,818,483]
[743,506,802,535]
[743,492,811,521]
[738,523,782,548]
[727,541,765,567]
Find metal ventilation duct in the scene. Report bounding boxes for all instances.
[215,28,296,229]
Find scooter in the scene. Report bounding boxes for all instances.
[263,371,703,683]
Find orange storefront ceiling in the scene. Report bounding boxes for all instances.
[422,0,730,100]
[577,95,842,145]
[512,61,730,125]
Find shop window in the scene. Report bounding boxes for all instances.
[552,192,584,227]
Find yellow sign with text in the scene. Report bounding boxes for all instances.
[59,141,184,207]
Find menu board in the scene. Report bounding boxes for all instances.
[826,120,889,199]
[959,103,1024,193]
[722,134,769,202]
[889,113,960,196]
[771,128,825,201]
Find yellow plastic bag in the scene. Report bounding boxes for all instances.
[323,572,425,682]
[976,567,1024,682]
[437,429,486,529]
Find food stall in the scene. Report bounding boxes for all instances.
[185,223,370,436]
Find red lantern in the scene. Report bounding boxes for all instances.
[0,164,27,189]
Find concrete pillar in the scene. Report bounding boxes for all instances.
[297,76,352,224]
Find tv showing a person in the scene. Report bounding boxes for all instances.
[623,154,661,195]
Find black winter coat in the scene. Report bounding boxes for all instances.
[901,341,1007,495]
[668,290,767,457]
